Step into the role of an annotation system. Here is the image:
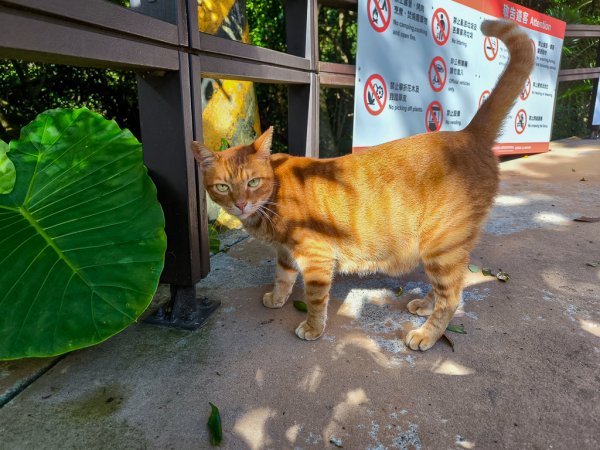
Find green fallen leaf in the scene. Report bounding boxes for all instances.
[219,138,230,151]
[586,261,600,268]
[482,267,493,276]
[468,264,479,273]
[396,287,404,296]
[496,270,510,282]
[446,324,467,334]
[207,402,222,446]
[293,300,308,312]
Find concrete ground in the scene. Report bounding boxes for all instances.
[1,139,599,450]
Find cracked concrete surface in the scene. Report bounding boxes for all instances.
[0,140,599,449]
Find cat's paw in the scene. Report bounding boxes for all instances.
[262,292,286,309]
[405,327,439,351]
[295,320,324,340]
[407,298,434,316]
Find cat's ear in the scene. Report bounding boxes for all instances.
[253,126,273,159]
[191,141,217,170]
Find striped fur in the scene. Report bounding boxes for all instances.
[192,20,534,350]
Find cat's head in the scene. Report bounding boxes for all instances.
[191,127,275,221]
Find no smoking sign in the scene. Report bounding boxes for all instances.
[364,74,387,116]
[484,36,499,61]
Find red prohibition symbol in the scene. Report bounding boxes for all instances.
[367,0,391,33]
[425,101,444,132]
[364,74,387,116]
[431,8,450,46]
[428,56,447,92]
[520,77,531,101]
[484,36,499,61]
[479,90,491,108]
[515,109,527,134]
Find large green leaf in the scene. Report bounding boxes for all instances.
[0,108,166,360]
[0,139,16,194]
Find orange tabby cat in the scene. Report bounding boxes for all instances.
[192,20,534,350]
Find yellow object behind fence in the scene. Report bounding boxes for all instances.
[197,0,262,228]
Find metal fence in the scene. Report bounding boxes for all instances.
[1,0,599,315]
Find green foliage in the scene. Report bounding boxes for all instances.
[247,0,287,53]
[538,0,600,138]
[0,139,16,194]
[246,0,288,153]
[209,225,221,254]
[319,8,358,64]
[319,8,357,156]
[0,60,139,144]
[552,80,594,139]
[219,138,231,151]
[0,108,166,360]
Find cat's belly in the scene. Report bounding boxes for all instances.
[335,250,420,276]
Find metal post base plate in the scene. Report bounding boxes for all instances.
[144,285,220,330]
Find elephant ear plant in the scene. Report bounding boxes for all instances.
[0,108,166,360]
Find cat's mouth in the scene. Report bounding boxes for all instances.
[228,207,256,220]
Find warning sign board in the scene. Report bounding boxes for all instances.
[432,8,451,46]
[367,0,391,33]
[363,74,387,116]
[353,0,566,155]
[429,57,447,92]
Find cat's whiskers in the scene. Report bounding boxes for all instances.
[260,203,281,218]
[256,206,276,233]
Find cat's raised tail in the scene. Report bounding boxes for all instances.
[465,20,535,146]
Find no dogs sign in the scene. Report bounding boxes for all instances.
[353,0,566,155]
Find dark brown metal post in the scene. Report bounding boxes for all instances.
[285,0,320,157]
[134,0,217,329]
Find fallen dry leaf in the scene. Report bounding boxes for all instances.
[496,270,510,282]
[574,216,600,223]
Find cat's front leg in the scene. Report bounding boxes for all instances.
[263,248,298,308]
[293,244,334,340]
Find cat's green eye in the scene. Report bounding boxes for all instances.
[247,178,261,188]
[215,184,229,193]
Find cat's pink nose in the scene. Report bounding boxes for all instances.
[236,201,248,213]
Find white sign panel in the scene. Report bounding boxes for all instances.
[353,0,566,155]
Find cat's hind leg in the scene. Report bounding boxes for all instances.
[293,243,335,340]
[407,290,435,316]
[263,248,298,308]
[405,254,466,351]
